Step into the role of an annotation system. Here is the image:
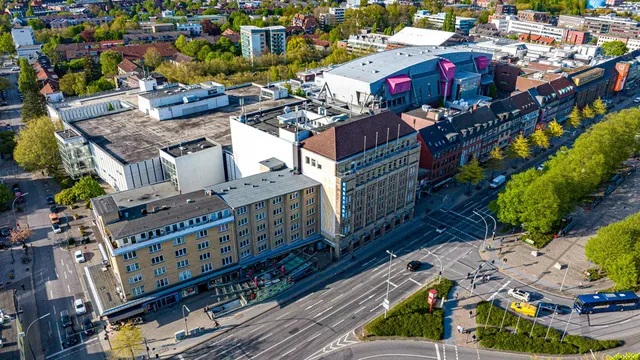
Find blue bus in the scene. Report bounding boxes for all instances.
[573,291,640,315]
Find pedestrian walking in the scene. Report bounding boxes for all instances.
[469,310,473,318]
[454,293,458,300]
[20,284,25,290]
[472,334,477,342]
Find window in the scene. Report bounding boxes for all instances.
[132,285,145,297]
[291,223,299,231]
[306,198,315,206]
[307,228,316,236]
[151,255,164,265]
[241,249,251,259]
[123,251,137,261]
[257,233,267,242]
[149,244,162,253]
[307,218,316,226]
[153,266,166,277]
[290,203,299,211]
[272,196,282,205]
[257,223,266,232]
[200,252,211,261]
[255,201,265,210]
[177,259,190,268]
[274,228,284,237]
[305,156,310,164]
[256,212,265,221]
[238,218,248,226]
[156,277,169,289]
[179,270,192,281]
[291,233,300,241]
[196,230,208,239]
[201,263,213,273]
[222,256,233,266]
[220,245,232,254]
[290,213,299,221]
[175,248,188,257]
[311,159,316,167]
[237,206,247,215]
[198,240,210,250]
[239,228,249,237]
[289,192,299,200]
[125,263,140,273]
[306,188,315,195]
[275,238,284,248]
[258,243,268,253]
[129,274,143,284]
[317,163,322,170]
[273,208,282,216]
[274,218,283,227]
[219,223,229,232]
[307,208,315,216]
[173,237,185,246]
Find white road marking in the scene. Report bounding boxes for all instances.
[307,333,322,342]
[284,320,298,328]
[258,332,273,341]
[178,355,185,360]
[281,347,297,357]
[45,337,99,359]
[353,283,363,290]
[250,325,266,333]
[435,343,442,360]
[370,304,381,312]
[359,294,375,305]
[61,259,64,266]
[357,354,437,360]
[332,319,345,327]
[64,272,67,279]
[332,294,344,302]
[295,293,313,304]
[67,284,71,293]
[361,257,378,267]
[354,306,366,314]
[488,280,511,301]
[50,290,53,298]
[409,278,422,286]
[276,312,290,320]
[387,280,398,288]
[313,306,333,319]
[305,300,323,310]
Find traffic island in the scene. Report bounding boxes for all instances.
[475,301,621,355]
[359,278,454,341]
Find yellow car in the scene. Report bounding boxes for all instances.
[510,302,538,317]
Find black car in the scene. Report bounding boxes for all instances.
[65,327,79,347]
[406,260,422,272]
[49,205,57,213]
[0,227,10,237]
[60,310,72,328]
[46,194,55,205]
[82,318,94,335]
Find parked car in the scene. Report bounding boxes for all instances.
[536,164,545,171]
[4,123,11,131]
[65,327,79,347]
[490,175,506,189]
[0,227,10,237]
[74,298,86,315]
[10,67,19,72]
[435,225,448,234]
[52,223,61,234]
[406,260,422,272]
[635,97,640,103]
[511,302,537,317]
[12,184,20,193]
[74,250,85,263]
[82,318,94,335]
[60,310,72,328]
[49,205,57,213]
[508,288,531,302]
[46,194,55,205]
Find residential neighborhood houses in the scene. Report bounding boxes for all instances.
[1,0,640,360]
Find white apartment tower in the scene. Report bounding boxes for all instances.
[240,25,287,59]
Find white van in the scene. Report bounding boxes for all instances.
[490,175,506,189]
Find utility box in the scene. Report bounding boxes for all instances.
[174,330,186,341]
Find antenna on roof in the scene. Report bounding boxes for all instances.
[363,135,367,159]
[374,131,378,155]
[397,123,401,141]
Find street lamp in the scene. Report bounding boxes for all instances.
[424,249,443,282]
[384,250,397,319]
[25,312,49,360]
[12,192,28,228]
[182,305,191,336]
[473,210,488,251]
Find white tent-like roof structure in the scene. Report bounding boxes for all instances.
[388,27,457,47]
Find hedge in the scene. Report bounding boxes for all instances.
[363,278,454,340]
[476,301,620,354]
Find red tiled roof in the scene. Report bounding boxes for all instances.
[301,112,416,161]
[112,43,177,60]
[40,80,59,95]
[118,58,140,73]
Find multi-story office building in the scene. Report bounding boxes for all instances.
[54,128,94,179]
[507,19,567,41]
[240,25,287,59]
[300,112,420,258]
[417,12,477,33]
[517,10,549,23]
[558,15,587,30]
[495,3,516,15]
[11,26,35,47]
[336,33,391,54]
[177,22,203,36]
[329,7,345,23]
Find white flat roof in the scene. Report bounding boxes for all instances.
[388,27,456,46]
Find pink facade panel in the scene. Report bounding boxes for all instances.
[475,56,490,70]
[439,59,456,97]
[386,75,412,95]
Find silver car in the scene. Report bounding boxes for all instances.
[508,288,531,302]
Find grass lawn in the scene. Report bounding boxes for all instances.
[476,301,620,354]
[363,278,454,340]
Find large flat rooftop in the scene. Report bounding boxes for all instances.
[70,85,300,165]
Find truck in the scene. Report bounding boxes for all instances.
[490,175,506,189]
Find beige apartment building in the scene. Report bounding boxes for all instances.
[300,112,420,258]
[91,167,321,311]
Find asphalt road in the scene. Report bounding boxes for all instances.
[0,69,23,130]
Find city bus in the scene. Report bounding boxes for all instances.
[573,291,640,315]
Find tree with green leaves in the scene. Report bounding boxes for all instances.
[529,129,550,150]
[0,77,12,92]
[55,188,76,206]
[601,40,628,56]
[582,104,595,120]
[509,133,530,166]
[72,177,105,202]
[545,120,564,138]
[455,158,486,195]
[83,54,101,83]
[485,146,504,180]
[109,323,145,359]
[0,131,16,156]
[0,32,15,54]
[566,106,583,128]
[19,58,46,121]
[144,47,162,68]
[608,353,640,360]
[0,184,13,211]
[13,116,62,175]
[592,97,607,116]
[18,58,37,94]
[99,50,122,76]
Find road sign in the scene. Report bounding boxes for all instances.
[382,298,389,310]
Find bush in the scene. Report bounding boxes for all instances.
[55,188,76,206]
[364,278,454,340]
[476,301,620,354]
[527,232,554,249]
